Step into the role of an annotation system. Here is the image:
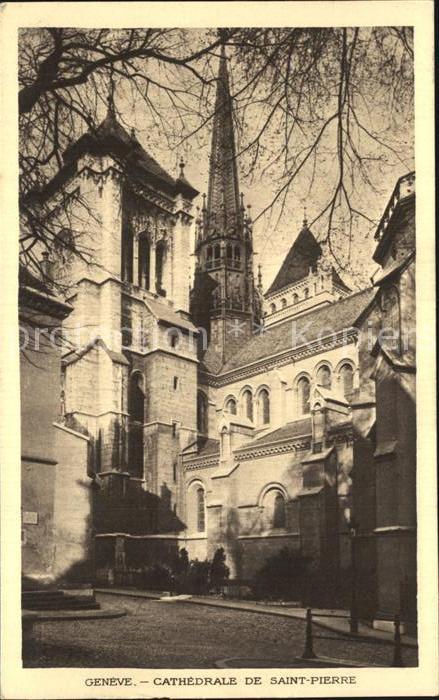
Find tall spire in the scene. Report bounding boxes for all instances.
[205,38,241,238]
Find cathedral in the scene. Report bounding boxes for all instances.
[20,44,416,628]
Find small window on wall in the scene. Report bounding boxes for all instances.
[225,397,237,415]
[281,298,287,308]
[173,376,179,390]
[293,293,299,304]
[169,330,179,349]
[270,303,276,314]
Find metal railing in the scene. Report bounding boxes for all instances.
[301,608,415,667]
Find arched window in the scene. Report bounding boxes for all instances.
[214,244,221,261]
[197,487,206,532]
[226,243,233,262]
[188,482,207,534]
[197,391,208,434]
[155,240,165,294]
[293,293,299,304]
[234,245,241,265]
[225,397,237,415]
[270,303,276,314]
[138,236,150,289]
[304,288,309,299]
[340,363,354,397]
[128,372,145,423]
[316,364,331,388]
[273,493,286,529]
[128,372,145,478]
[297,376,311,415]
[262,488,286,530]
[242,389,253,421]
[281,298,287,308]
[258,388,270,425]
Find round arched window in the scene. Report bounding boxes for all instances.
[316,365,331,388]
[242,389,253,421]
[258,389,270,425]
[225,397,237,415]
[297,376,311,415]
[340,363,354,397]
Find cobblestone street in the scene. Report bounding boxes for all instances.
[23,595,418,669]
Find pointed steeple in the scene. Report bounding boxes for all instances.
[205,40,242,238]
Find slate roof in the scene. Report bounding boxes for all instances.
[145,297,198,333]
[237,418,312,449]
[182,436,220,458]
[209,287,375,376]
[34,108,198,202]
[265,225,321,296]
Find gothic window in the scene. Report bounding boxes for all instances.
[242,389,253,421]
[316,364,331,388]
[234,245,241,267]
[197,391,208,434]
[121,218,133,283]
[128,372,145,478]
[197,487,206,532]
[340,363,354,397]
[128,372,145,423]
[138,236,150,289]
[225,397,237,415]
[297,376,311,415]
[273,493,286,529]
[270,303,276,314]
[155,240,165,294]
[281,298,287,308]
[293,293,299,304]
[258,388,270,425]
[226,244,233,263]
[214,244,221,262]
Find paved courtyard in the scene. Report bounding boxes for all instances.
[23,594,418,668]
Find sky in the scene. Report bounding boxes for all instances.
[106,28,414,293]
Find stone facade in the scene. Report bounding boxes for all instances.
[352,172,416,628]
[20,270,92,586]
[25,44,416,625]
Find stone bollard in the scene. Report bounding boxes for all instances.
[392,615,404,667]
[302,608,317,659]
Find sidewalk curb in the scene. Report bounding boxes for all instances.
[94,588,417,649]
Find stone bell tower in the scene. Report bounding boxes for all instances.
[190,41,259,363]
